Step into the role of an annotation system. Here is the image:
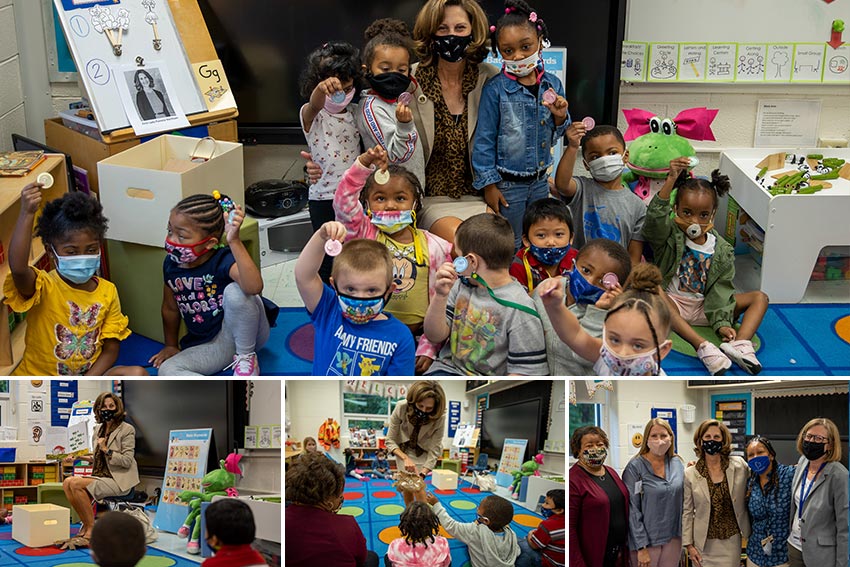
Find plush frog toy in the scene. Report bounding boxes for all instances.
[622,107,718,202]
[177,453,242,554]
[510,453,544,499]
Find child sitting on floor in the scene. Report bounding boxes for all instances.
[509,198,578,294]
[425,492,519,567]
[345,448,371,481]
[516,489,565,567]
[386,501,451,567]
[89,511,147,567]
[372,449,393,480]
[202,499,267,567]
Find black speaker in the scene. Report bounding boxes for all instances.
[245,179,308,218]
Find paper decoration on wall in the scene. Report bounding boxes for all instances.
[678,44,707,81]
[370,381,384,397]
[648,43,679,81]
[621,42,647,81]
[736,44,767,81]
[397,385,408,399]
[569,381,576,405]
[824,44,850,81]
[585,380,613,399]
[707,44,737,81]
[193,60,237,112]
[766,44,794,81]
[113,62,190,136]
[141,0,162,50]
[29,422,45,446]
[793,44,827,81]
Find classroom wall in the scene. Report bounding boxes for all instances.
[11,379,110,435]
[238,379,282,494]
[0,0,25,153]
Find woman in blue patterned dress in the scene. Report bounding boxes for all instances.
[745,436,795,567]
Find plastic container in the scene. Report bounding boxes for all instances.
[0,448,16,462]
[59,110,102,142]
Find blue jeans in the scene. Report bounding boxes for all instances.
[498,177,551,250]
[515,537,542,567]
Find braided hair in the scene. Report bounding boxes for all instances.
[398,501,441,547]
[604,263,672,375]
[673,169,731,210]
[745,435,780,497]
[171,194,226,240]
[489,0,550,56]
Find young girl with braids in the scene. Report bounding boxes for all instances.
[472,0,570,250]
[149,193,268,375]
[644,161,769,375]
[358,18,425,188]
[386,501,451,567]
[333,145,452,375]
[538,263,674,376]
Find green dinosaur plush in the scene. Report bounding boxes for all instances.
[176,458,237,554]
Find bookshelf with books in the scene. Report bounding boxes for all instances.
[0,156,69,374]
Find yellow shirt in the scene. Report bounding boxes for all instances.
[3,268,130,376]
[380,231,429,326]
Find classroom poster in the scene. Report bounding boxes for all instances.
[706,44,737,81]
[736,44,767,81]
[495,438,528,487]
[677,44,707,81]
[244,426,257,449]
[620,42,648,81]
[823,44,850,82]
[792,44,826,82]
[765,44,794,82]
[648,43,679,81]
[153,428,213,533]
[50,380,77,427]
[448,401,461,438]
[67,400,96,454]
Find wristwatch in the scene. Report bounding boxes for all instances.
[106,449,114,458]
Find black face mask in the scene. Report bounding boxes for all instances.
[802,440,827,461]
[100,409,116,422]
[412,406,432,421]
[367,72,412,101]
[433,34,472,63]
[702,439,723,456]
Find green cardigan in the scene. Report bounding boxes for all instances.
[643,194,736,331]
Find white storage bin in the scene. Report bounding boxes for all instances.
[12,503,70,547]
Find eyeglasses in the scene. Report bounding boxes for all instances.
[804,434,828,443]
[476,514,489,524]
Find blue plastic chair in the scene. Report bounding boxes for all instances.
[463,453,489,479]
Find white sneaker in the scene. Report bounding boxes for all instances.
[229,352,259,376]
[720,340,763,375]
[697,341,732,376]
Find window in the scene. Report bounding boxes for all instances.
[342,389,403,447]
[569,403,600,436]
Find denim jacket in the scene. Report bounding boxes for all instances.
[471,70,570,190]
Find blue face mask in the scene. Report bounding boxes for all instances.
[540,507,555,519]
[568,265,604,304]
[53,247,101,284]
[748,455,771,474]
[336,290,389,324]
[529,244,570,266]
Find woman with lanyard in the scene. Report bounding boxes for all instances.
[385,380,447,507]
[787,417,848,567]
[622,418,685,567]
[59,392,139,549]
[744,436,795,567]
[683,419,750,567]
[569,425,629,567]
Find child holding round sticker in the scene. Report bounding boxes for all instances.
[333,145,452,374]
[472,0,569,250]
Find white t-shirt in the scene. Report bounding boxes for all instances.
[300,105,361,201]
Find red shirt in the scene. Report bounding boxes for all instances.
[509,247,578,294]
[201,544,266,567]
[529,513,565,567]
[285,504,368,567]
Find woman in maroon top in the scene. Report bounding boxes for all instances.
[285,451,379,567]
[570,425,629,567]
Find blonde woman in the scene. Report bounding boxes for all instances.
[683,419,750,567]
[385,380,447,506]
[623,418,684,567]
[787,417,848,567]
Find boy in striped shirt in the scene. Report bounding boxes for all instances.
[516,488,565,567]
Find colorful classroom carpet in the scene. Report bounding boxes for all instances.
[0,525,197,567]
[120,304,850,376]
[340,477,546,567]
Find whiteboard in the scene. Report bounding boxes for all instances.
[53,0,205,133]
[627,0,849,44]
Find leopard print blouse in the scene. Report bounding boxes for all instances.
[415,61,479,199]
[697,457,741,539]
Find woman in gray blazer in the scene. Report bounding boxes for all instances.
[787,417,849,567]
[683,419,751,567]
[61,391,140,547]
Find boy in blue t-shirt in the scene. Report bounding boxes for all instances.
[295,220,415,376]
[372,449,392,480]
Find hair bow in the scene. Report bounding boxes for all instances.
[623,107,718,142]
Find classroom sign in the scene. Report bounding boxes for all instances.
[153,428,213,533]
[495,438,528,487]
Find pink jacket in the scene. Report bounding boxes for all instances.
[333,160,452,359]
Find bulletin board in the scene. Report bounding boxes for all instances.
[710,392,752,458]
[623,0,850,83]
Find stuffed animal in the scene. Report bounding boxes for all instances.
[176,453,241,554]
[622,107,718,202]
[510,453,544,499]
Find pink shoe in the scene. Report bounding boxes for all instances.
[177,525,190,539]
[229,352,259,376]
[697,341,732,376]
[187,540,201,555]
[720,339,762,375]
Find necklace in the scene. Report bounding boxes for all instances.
[385,238,415,261]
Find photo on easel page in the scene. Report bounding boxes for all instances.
[569,378,849,567]
[114,62,189,135]
[0,379,280,564]
[285,379,566,567]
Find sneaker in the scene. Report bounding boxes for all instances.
[187,540,201,555]
[177,525,190,539]
[697,341,732,375]
[229,352,259,376]
[720,339,763,375]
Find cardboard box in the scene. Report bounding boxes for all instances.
[12,503,70,547]
[98,135,244,247]
[432,469,458,491]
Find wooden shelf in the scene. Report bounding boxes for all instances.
[0,462,60,510]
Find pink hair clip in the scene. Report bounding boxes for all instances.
[490,25,496,32]
[529,12,538,22]
[505,7,513,13]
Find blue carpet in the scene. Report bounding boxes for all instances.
[341,477,547,567]
[0,524,197,567]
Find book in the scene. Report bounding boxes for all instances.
[0,151,46,176]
